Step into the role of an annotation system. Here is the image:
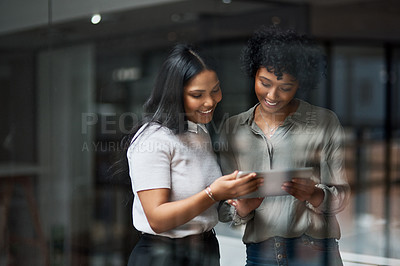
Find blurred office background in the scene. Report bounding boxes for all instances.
[0,0,399,265]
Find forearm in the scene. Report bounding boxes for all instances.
[314,124,350,214]
[144,190,215,234]
[317,159,350,213]
[311,183,350,214]
[140,171,260,233]
[307,186,325,208]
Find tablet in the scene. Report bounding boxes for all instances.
[237,167,313,198]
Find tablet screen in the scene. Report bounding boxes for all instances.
[237,167,314,198]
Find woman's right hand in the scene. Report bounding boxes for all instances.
[209,171,262,201]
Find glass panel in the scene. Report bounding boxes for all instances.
[389,185,400,257]
[340,186,386,256]
[331,45,399,261]
[393,47,400,130]
[2,1,400,265]
[332,46,385,127]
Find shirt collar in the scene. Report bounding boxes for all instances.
[238,99,310,126]
[187,120,209,134]
[238,104,257,126]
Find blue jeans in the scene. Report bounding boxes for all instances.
[246,235,343,266]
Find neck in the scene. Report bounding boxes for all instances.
[257,99,298,124]
[254,99,299,138]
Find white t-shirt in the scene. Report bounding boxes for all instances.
[127,121,222,238]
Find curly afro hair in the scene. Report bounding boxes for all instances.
[241,25,326,92]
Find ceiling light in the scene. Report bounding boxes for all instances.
[91,14,102,24]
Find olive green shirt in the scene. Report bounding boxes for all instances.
[218,99,350,243]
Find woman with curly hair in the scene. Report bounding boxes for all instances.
[218,26,350,266]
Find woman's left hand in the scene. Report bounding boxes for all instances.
[281,178,324,208]
[227,197,264,217]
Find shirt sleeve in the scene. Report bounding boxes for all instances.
[218,201,254,225]
[127,126,173,192]
[217,119,247,224]
[218,118,239,175]
[307,114,351,214]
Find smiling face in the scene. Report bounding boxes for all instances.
[183,70,222,124]
[255,67,299,118]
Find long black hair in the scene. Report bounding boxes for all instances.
[113,43,215,179]
[142,43,211,133]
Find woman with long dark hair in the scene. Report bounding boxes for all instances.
[122,44,261,266]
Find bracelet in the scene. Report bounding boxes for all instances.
[205,186,216,202]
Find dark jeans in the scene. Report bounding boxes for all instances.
[127,230,220,266]
[246,235,343,266]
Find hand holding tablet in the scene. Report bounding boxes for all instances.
[236,167,314,198]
